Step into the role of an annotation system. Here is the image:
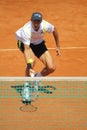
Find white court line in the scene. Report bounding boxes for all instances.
[0,46,87,52]
[49,46,87,50]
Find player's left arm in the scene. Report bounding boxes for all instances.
[53,27,60,55]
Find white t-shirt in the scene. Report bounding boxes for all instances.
[15,20,54,45]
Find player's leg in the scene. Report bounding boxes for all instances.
[30,40,56,76]
[39,50,56,76]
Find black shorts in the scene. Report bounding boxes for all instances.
[17,40,48,58]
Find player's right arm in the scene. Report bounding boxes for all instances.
[21,26,35,76]
[16,23,35,77]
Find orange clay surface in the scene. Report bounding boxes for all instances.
[0,0,87,130]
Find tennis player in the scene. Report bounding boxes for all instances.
[15,12,60,77]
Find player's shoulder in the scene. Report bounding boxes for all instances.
[22,21,32,35]
[23,21,32,30]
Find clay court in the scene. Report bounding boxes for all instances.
[0,0,87,129]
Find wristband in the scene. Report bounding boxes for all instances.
[27,63,32,69]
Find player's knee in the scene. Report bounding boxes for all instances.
[48,64,56,73]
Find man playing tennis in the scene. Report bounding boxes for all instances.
[15,12,60,77]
